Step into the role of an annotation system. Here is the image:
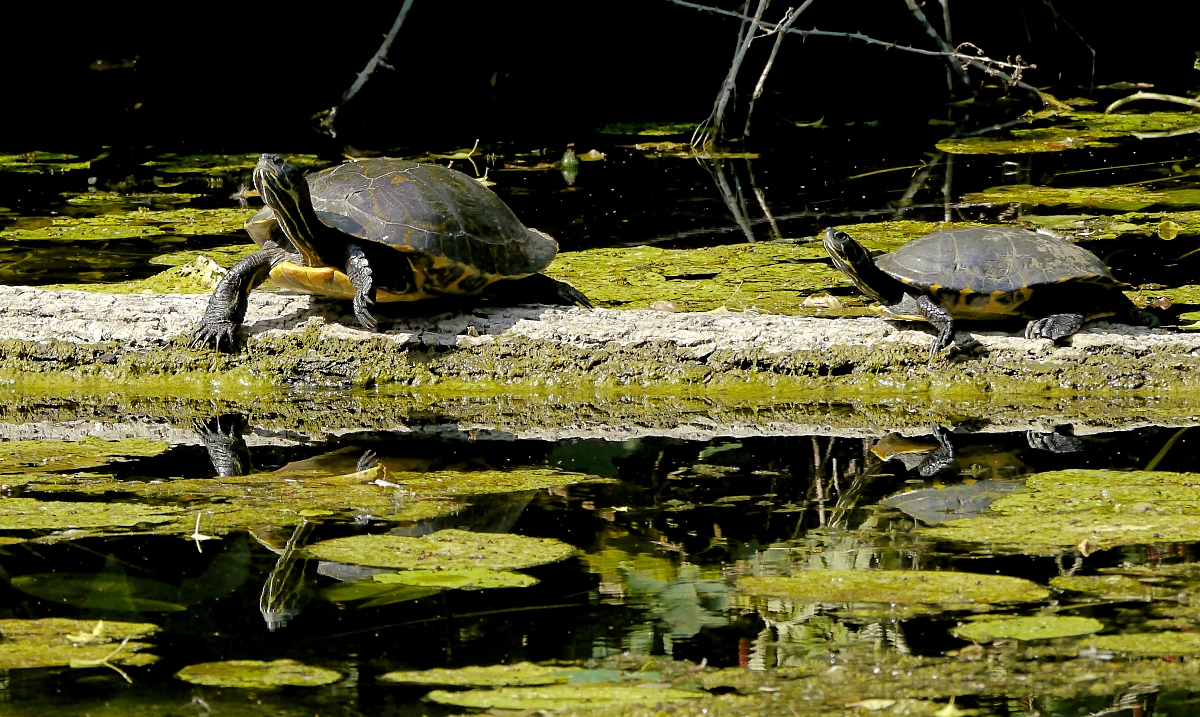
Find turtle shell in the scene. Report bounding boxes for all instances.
[875,227,1121,320]
[246,159,557,297]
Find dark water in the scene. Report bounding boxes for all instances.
[4,122,1200,715]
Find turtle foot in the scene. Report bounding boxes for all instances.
[191,321,239,352]
[1025,313,1084,340]
[352,295,378,331]
[551,279,593,309]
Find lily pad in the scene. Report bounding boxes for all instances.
[0,618,158,669]
[963,184,1200,212]
[380,661,581,687]
[0,206,256,242]
[0,437,167,473]
[307,529,577,571]
[938,111,1200,154]
[0,498,181,531]
[922,469,1200,554]
[43,256,226,295]
[142,153,325,175]
[738,570,1049,604]
[1089,631,1200,656]
[1050,574,1152,598]
[423,683,702,710]
[175,659,342,688]
[598,122,698,136]
[374,569,539,589]
[953,615,1103,642]
[0,152,94,173]
[383,468,609,496]
[318,581,444,607]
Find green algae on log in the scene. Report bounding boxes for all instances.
[0,286,1195,399]
[0,436,167,473]
[175,659,342,688]
[308,529,577,571]
[739,570,1049,604]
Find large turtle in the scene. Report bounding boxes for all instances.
[823,226,1158,362]
[192,154,590,350]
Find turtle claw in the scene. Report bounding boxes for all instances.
[191,321,239,353]
[553,279,593,309]
[1025,313,1084,341]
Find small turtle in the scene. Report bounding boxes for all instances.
[823,226,1158,362]
[192,154,590,350]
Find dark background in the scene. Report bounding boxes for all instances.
[3,0,1196,151]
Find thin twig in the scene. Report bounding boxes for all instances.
[743,1,815,139]
[1105,91,1200,113]
[904,0,971,88]
[315,0,416,136]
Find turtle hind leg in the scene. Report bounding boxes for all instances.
[489,273,593,308]
[1024,313,1084,340]
[191,248,279,352]
[346,243,378,330]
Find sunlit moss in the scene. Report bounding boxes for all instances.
[0,498,180,531]
[598,122,698,136]
[308,529,577,571]
[63,191,201,207]
[1051,574,1155,599]
[41,256,226,294]
[175,659,342,688]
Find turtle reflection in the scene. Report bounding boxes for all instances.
[876,425,1082,525]
[193,416,539,630]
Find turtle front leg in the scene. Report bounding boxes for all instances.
[1024,313,1084,341]
[346,243,378,330]
[915,294,955,365]
[192,249,278,352]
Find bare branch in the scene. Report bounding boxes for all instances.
[693,0,769,149]
[669,0,1041,94]
[314,0,416,137]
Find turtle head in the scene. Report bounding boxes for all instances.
[254,154,311,216]
[254,154,324,265]
[823,227,893,303]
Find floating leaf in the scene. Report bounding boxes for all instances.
[175,659,342,688]
[319,580,444,607]
[1089,631,1200,656]
[12,573,186,612]
[0,618,158,669]
[953,616,1103,642]
[380,661,581,687]
[1050,574,1152,598]
[739,570,1049,604]
[923,469,1200,554]
[0,152,93,173]
[308,529,577,571]
[423,683,702,710]
[598,122,698,136]
[0,499,181,531]
[0,437,167,474]
[374,569,539,589]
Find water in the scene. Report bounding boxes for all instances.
[3,119,1200,715]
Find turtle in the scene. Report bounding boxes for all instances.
[191,154,590,350]
[823,225,1158,363]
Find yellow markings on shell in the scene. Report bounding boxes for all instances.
[269,261,429,302]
